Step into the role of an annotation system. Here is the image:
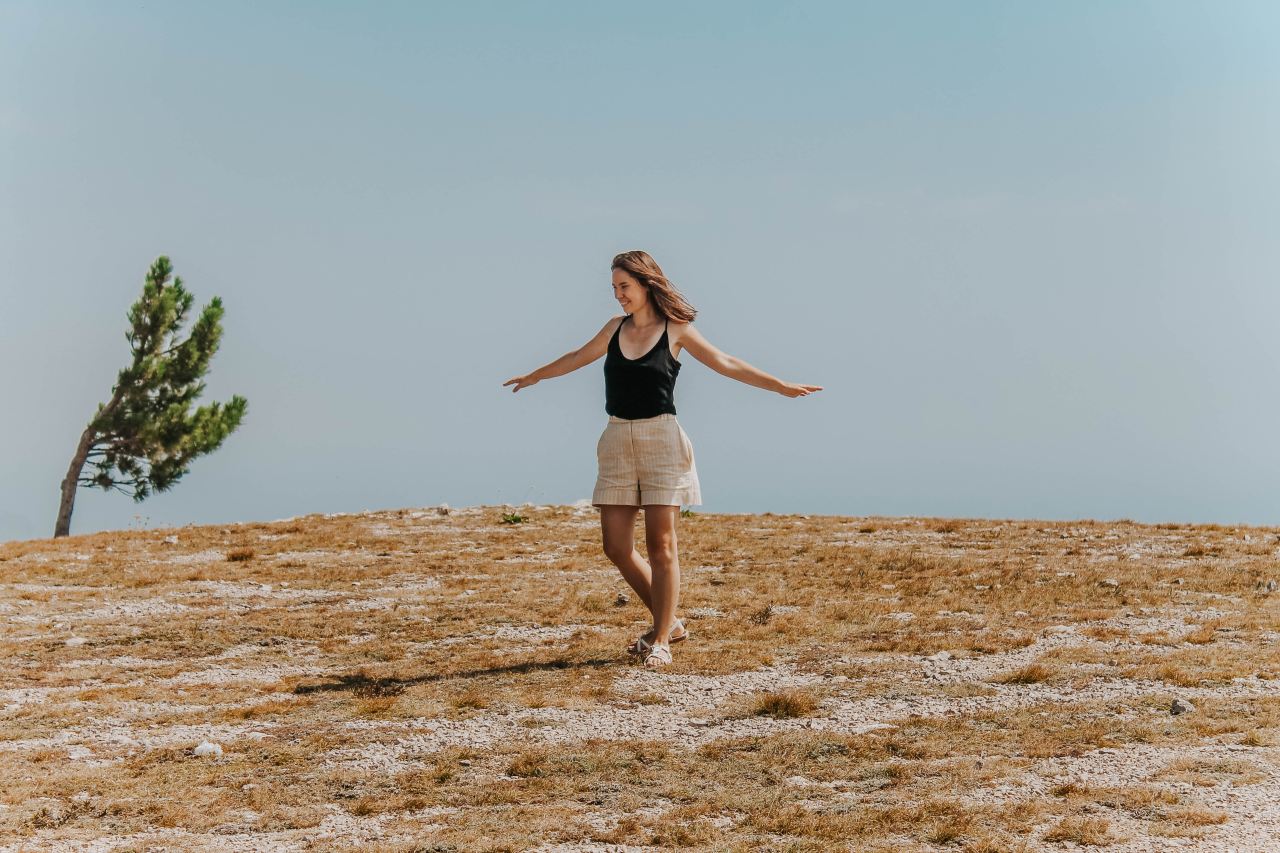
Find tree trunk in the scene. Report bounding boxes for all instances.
[55,425,97,538]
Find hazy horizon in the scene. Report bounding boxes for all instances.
[4,1,1279,543]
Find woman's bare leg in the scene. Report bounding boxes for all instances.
[600,505,684,644]
[600,505,653,610]
[642,504,680,646]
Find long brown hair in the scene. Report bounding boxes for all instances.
[611,250,697,323]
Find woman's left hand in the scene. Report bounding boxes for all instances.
[779,383,823,398]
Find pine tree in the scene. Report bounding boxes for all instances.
[55,256,248,538]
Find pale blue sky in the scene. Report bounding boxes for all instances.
[3,1,1278,542]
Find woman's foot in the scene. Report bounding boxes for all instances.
[627,619,688,656]
[644,643,673,667]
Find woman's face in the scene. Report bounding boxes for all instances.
[611,269,647,314]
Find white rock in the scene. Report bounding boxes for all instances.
[193,741,223,758]
[927,651,952,662]
[1101,578,1120,588]
[65,636,86,647]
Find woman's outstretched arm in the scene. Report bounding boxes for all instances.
[678,323,823,398]
[503,316,624,393]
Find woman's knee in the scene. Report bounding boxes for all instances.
[646,534,677,567]
[602,538,634,565]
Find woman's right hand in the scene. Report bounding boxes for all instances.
[503,374,539,393]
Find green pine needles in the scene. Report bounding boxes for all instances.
[55,256,248,537]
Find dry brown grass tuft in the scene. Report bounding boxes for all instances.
[1042,815,1113,844]
[993,662,1056,685]
[746,689,820,719]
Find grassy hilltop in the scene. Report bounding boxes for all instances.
[2,505,1279,850]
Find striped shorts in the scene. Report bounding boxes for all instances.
[592,413,702,508]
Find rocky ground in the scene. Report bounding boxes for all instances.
[1,503,1277,851]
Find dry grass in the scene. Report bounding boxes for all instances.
[1,505,1277,849]
[1042,815,1113,844]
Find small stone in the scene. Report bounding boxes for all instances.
[458,759,472,766]
[1170,698,1196,716]
[193,741,223,758]
[437,503,451,515]
[614,592,630,606]
[65,636,86,647]
[927,651,952,662]
[1101,578,1120,588]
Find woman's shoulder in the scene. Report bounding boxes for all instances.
[666,316,694,350]
[596,314,627,340]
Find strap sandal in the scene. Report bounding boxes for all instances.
[644,644,673,667]
[626,620,689,657]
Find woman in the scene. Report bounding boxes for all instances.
[503,250,822,667]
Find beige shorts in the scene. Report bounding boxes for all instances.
[592,413,702,508]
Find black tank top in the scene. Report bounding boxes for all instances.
[603,315,680,419]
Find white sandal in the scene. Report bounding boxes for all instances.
[626,620,688,656]
[644,644,673,667]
